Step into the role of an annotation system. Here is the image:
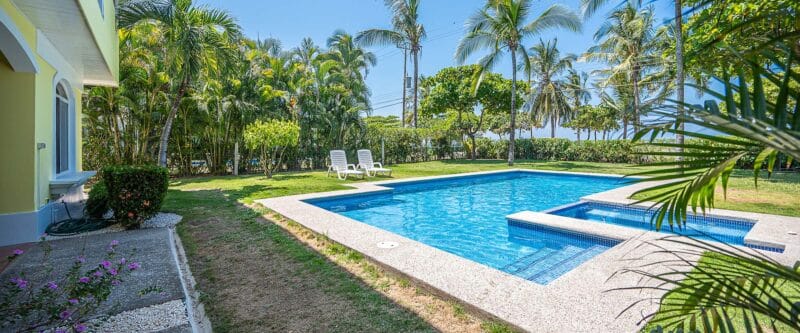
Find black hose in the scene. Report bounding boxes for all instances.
[45,202,114,236]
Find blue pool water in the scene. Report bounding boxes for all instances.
[307,171,626,284]
[551,202,783,253]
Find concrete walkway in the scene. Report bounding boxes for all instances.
[1,228,192,332]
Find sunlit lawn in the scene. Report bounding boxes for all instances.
[170,159,800,217]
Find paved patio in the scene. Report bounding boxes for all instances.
[1,228,192,332]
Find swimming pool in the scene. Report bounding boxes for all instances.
[307,171,626,284]
[551,202,784,253]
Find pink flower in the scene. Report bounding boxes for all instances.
[100,260,112,269]
[127,262,141,271]
[109,240,119,246]
[68,298,79,305]
[93,270,104,277]
[74,323,87,333]
[76,255,86,263]
[46,281,58,290]
[111,279,121,286]
[118,258,127,265]
[78,277,90,283]
[108,268,118,276]
[59,310,71,319]
[12,249,23,256]
[10,277,27,289]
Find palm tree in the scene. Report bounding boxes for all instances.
[583,3,664,134]
[526,39,576,138]
[581,0,685,149]
[356,0,425,128]
[455,0,581,165]
[118,0,241,167]
[566,69,591,140]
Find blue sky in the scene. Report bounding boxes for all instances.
[198,0,683,139]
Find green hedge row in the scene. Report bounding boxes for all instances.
[472,138,646,164]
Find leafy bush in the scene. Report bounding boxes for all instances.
[84,182,109,219]
[103,165,169,229]
[243,119,300,178]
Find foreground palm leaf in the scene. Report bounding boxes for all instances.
[630,46,800,231]
[622,46,800,332]
[613,236,800,332]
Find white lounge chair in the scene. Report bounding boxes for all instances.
[327,150,364,180]
[357,149,392,177]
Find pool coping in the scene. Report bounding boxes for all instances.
[255,169,800,332]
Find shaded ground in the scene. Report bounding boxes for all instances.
[168,189,449,333]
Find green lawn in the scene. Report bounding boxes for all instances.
[165,159,800,332]
[645,252,800,332]
[171,159,800,217]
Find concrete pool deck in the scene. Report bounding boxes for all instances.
[255,169,800,332]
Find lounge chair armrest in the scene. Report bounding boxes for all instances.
[347,164,358,170]
[373,162,383,168]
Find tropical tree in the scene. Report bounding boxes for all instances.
[356,0,425,127]
[525,39,576,138]
[583,3,666,134]
[566,69,591,141]
[244,119,300,178]
[420,65,517,159]
[118,0,242,167]
[455,0,581,165]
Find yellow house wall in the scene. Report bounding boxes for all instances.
[1,0,85,213]
[33,56,57,209]
[0,53,36,214]
[78,0,119,81]
[0,0,37,214]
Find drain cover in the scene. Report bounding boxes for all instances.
[377,241,399,249]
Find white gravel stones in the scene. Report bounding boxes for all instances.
[90,300,189,332]
[141,213,183,229]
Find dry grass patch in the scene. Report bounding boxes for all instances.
[257,206,516,333]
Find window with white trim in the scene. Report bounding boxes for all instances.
[55,83,69,174]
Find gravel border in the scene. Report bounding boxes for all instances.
[88,300,189,332]
[142,213,183,229]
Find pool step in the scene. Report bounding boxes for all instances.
[502,247,559,274]
[511,245,606,284]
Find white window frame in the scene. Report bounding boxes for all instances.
[52,79,76,177]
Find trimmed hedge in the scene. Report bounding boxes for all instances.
[473,138,644,164]
[85,181,109,219]
[102,165,169,229]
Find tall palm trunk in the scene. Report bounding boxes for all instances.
[631,66,641,133]
[413,48,419,128]
[158,76,189,167]
[675,0,685,159]
[508,48,517,166]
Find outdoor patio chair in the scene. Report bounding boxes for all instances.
[327,150,364,180]
[357,149,392,177]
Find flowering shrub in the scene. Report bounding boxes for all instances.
[0,240,141,332]
[102,165,169,228]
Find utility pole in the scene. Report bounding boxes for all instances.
[402,48,408,127]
